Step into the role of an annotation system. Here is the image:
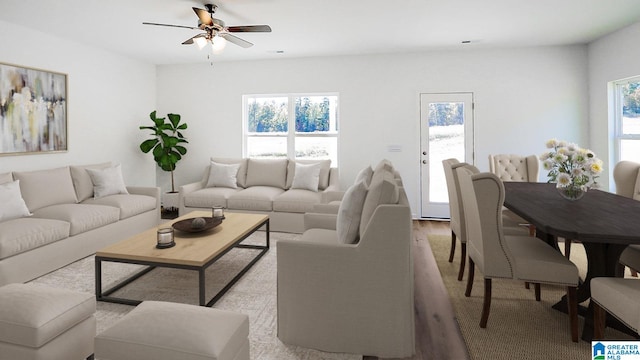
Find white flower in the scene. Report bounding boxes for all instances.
[572,168,583,177]
[558,140,568,147]
[546,139,558,148]
[553,153,568,163]
[543,159,554,170]
[590,162,603,174]
[539,152,552,161]
[557,173,572,186]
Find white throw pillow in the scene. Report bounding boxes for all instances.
[354,166,373,187]
[0,180,32,221]
[206,161,240,189]
[336,181,368,244]
[291,162,322,192]
[86,164,129,199]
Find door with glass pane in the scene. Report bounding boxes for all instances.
[420,93,474,218]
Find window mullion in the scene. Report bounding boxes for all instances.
[288,95,296,159]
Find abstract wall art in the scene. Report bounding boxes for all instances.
[0,62,67,155]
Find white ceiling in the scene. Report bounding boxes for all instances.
[2,0,640,65]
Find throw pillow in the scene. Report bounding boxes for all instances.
[70,162,112,202]
[291,162,322,192]
[206,161,241,189]
[86,164,129,198]
[354,166,373,187]
[0,180,32,221]
[285,159,331,190]
[336,181,368,244]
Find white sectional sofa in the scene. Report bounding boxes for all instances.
[179,157,340,233]
[0,163,160,286]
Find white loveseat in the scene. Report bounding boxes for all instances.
[178,157,339,233]
[0,163,160,286]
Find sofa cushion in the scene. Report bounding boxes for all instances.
[70,162,112,202]
[13,167,78,212]
[245,158,288,189]
[0,172,12,185]
[206,161,241,189]
[212,157,249,188]
[86,164,129,198]
[184,187,240,209]
[32,204,119,236]
[273,189,323,213]
[227,186,285,211]
[359,171,399,236]
[337,181,368,244]
[290,162,322,192]
[0,283,95,348]
[0,180,32,221]
[374,159,394,174]
[82,194,156,220]
[0,218,70,260]
[286,159,331,190]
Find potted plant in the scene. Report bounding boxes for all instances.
[139,110,188,193]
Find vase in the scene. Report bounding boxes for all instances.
[557,185,585,201]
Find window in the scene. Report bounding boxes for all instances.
[614,77,640,163]
[243,94,339,164]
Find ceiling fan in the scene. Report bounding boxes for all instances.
[143,3,271,51]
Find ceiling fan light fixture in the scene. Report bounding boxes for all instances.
[211,35,227,53]
[194,36,208,50]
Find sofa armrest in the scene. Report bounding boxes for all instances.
[304,212,338,230]
[311,203,340,214]
[321,190,344,203]
[179,181,204,195]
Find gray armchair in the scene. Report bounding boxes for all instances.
[277,164,415,358]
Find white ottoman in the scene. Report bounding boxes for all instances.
[0,283,96,360]
[95,301,250,360]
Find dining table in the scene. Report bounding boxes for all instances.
[503,181,640,341]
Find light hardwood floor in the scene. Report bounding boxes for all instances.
[411,219,469,360]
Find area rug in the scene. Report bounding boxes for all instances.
[427,234,634,360]
[30,232,361,360]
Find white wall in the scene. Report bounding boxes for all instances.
[158,45,588,216]
[0,21,157,186]
[588,21,640,191]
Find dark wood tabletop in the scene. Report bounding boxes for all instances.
[503,182,640,245]
[503,181,640,341]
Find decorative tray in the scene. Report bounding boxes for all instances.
[172,217,223,233]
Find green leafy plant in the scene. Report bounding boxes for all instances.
[139,111,188,193]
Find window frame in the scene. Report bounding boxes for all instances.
[613,76,640,164]
[242,93,339,164]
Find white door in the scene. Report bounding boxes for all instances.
[420,93,474,218]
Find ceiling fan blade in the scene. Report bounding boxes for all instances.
[192,7,213,27]
[220,33,253,48]
[227,25,272,33]
[143,22,199,30]
[182,33,206,45]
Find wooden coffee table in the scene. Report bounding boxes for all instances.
[95,211,269,307]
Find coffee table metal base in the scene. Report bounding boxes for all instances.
[95,220,269,307]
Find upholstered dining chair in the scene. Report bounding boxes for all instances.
[614,160,640,276]
[456,167,579,342]
[443,159,528,281]
[591,277,640,339]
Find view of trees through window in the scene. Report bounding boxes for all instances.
[244,94,338,164]
[617,79,640,163]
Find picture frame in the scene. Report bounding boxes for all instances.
[0,62,68,155]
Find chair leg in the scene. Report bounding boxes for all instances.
[567,286,579,342]
[534,283,541,301]
[593,300,606,340]
[465,258,475,297]
[564,238,572,259]
[480,278,492,328]
[525,282,530,289]
[528,224,535,236]
[457,242,466,281]
[448,231,457,263]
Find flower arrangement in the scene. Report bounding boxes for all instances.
[540,139,603,199]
